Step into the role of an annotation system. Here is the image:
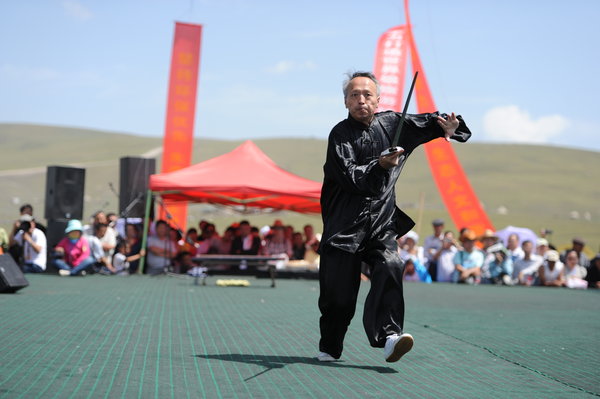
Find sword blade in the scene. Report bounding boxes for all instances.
[391,71,419,147]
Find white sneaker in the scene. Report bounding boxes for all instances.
[384,333,414,363]
[317,352,336,362]
[58,269,70,277]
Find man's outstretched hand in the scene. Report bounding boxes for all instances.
[437,112,459,141]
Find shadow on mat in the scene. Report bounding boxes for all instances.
[195,354,397,380]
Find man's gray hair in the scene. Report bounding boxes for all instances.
[342,71,380,98]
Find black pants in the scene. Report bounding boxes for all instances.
[318,229,406,359]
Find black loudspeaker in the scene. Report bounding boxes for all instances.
[119,157,156,218]
[0,254,29,293]
[44,166,85,220]
[46,219,69,249]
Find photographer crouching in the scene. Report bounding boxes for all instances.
[9,214,47,273]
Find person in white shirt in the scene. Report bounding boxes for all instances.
[423,219,445,281]
[435,231,459,283]
[514,240,543,285]
[538,250,564,287]
[10,215,46,272]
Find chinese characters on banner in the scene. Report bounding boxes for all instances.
[159,22,202,231]
[374,19,494,236]
[373,26,408,111]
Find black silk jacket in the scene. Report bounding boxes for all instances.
[320,111,471,254]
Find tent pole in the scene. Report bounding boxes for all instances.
[138,189,153,274]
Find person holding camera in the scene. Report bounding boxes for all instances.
[9,214,47,273]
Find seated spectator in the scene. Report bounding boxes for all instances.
[0,226,8,254]
[179,228,200,256]
[538,250,564,287]
[403,258,432,283]
[561,237,590,268]
[514,240,543,285]
[146,220,177,275]
[563,250,588,289]
[230,220,260,255]
[481,243,513,285]
[84,211,117,259]
[586,255,600,289]
[86,225,111,273]
[264,225,292,258]
[399,231,426,267]
[433,231,459,283]
[453,229,484,284]
[52,220,95,276]
[172,251,195,274]
[217,226,236,254]
[124,223,143,274]
[111,240,146,275]
[506,233,524,263]
[291,232,306,260]
[536,238,550,258]
[9,215,47,273]
[197,223,221,254]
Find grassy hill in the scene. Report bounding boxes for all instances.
[0,123,598,254]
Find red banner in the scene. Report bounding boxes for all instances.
[373,26,408,112]
[403,0,494,236]
[159,22,203,231]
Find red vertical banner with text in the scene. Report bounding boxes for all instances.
[403,0,493,236]
[373,25,408,112]
[159,22,202,232]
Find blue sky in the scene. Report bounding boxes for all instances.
[1,0,599,151]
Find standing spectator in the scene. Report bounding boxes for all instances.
[52,220,95,276]
[146,220,177,275]
[561,238,590,268]
[563,250,588,289]
[423,218,445,281]
[230,220,260,255]
[514,240,543,285]
[538,250,565,287]
[434,231,459,283]
[506,233,524,263]
[9,215,47,273]
[453,229,484,284]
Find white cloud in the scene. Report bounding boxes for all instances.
[61,0,93,21]
[482,105,569,144]
[265,60,317,74]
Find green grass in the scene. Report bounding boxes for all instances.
[0,123,598,254]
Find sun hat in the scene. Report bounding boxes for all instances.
[64,219,83,234]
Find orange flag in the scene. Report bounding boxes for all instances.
[159,22,203,231]
[403,0,494,236]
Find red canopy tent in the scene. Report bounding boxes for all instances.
[149,140,322,214]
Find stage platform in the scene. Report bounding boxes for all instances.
[0,274,598,398]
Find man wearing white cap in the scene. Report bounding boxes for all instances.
[538,250,564,287]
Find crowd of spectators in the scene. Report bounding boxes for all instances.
[1,204,598,289]
[397,218,600,289]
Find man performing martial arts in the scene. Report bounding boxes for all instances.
[317,71,471,362]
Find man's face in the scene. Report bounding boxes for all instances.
[344,77,379,125]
